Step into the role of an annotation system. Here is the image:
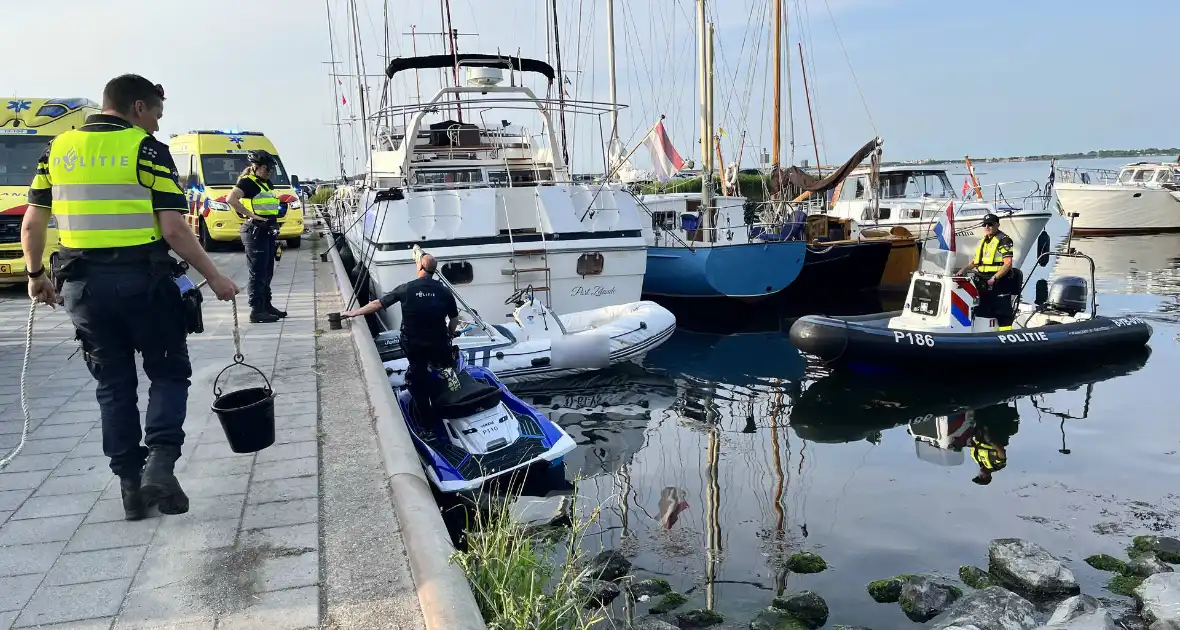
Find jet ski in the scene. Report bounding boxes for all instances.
[789,232,1153,375]
[394,343,577,494]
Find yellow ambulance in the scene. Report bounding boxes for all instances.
[0,97,99,285]
[169,129,305,250]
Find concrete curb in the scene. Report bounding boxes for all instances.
[323,238,487,630]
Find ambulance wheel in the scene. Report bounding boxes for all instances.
[199,219,222,252]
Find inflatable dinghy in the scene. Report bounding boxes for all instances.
[789,247,1153,375]
[395,347,576,493]
[379,288,676,386]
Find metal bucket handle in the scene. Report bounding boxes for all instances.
[212,297,275,399]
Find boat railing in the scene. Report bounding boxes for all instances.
[368,93,626,121]
[1052,166,1121,186]
[971,179,1053,213]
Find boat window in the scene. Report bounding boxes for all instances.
[1117,169,1134,184]
[854,177,866,199]
[411,169,483,186]
[1154,170,1173,183]
[488,169,553,187]
[1132,169,1153,182]
[879,171,953,200]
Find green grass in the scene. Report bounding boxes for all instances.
[958,566,993,589]
[1085,554,1127,573]
[449,484,607,630]
[308,187,335,205]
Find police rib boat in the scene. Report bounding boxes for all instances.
[788,245,1153,375]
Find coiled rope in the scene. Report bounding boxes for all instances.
[0,301,36,471]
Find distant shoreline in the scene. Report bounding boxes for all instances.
[882,149,1180,167]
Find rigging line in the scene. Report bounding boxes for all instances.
[821,0,875,132]
[325,0,348,179]
[618,1,660,136]
[798,0,826,166]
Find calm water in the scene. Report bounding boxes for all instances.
[514,161,1180,628]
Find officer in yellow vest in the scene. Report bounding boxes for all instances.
[21,74,240,520]
[226,150,283,323]
[958,213,1016,331]
[968,402,1020,485]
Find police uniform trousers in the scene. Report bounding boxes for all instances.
[61,269,192,478]
[976,270,1021,326]
[399,335,454,433]
[241,219,276,313]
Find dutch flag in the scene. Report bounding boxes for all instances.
[933,200,955,251]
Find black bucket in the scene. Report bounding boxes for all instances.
[210,360,277,453]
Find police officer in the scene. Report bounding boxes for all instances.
[226,150,284,323]
[22,74,240,520]
[958,213,1017,331]
[339,253,460,435]
[968,403,1020,485]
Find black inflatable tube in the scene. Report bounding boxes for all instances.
[789,311,1153,374]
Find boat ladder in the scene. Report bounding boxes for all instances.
[502,196,553,312]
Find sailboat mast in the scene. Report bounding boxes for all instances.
[606,0,619,146]
[799,41,821,177]
[785,2,795,165]
[551,0,571,169]
[698,0,714,232]
[771,0,782,169]
[324,0,347,178]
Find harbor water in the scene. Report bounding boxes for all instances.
[511,158,1180,628]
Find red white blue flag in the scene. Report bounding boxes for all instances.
[933,200,956,251]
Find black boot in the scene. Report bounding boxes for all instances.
[140,447,189,515]
[267,304,287,318]
[250,310,281,323]
[120,474,147,521]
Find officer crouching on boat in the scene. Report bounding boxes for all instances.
[21,74,240,520]
[338,253,461,435]
[958,213,1017,331]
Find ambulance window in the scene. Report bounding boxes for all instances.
[174,154,190,181]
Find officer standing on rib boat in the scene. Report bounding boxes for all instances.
[958,213,1017,331]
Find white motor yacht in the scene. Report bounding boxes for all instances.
[828,165,1053,267]
[339,54,648,331]
[1053,161,1180,235]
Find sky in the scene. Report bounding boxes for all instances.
[8,0,1179,179]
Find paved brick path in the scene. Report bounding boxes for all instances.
[0,244,381,629]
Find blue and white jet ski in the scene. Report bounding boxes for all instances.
[392,343,577,493]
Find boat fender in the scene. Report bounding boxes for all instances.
[639,321,647,329]
[550,332,610,369]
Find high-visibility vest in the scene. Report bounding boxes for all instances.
[970,441,1007,472]
[48,127,162,249]
[240,174,280,217]
[974,231,1010,273]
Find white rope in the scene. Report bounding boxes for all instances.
[0,302,36,471]
[230,296,243,362]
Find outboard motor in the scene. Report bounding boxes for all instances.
[1046,276,1089,315]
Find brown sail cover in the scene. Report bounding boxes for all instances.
[803,136,882,194]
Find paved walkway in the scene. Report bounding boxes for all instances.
[0,238,422,629]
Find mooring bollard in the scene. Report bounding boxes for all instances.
[327,312,342,330]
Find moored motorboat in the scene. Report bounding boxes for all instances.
[379,287,676,386]
[788,244,1153,375]
[1053,161,1180,235]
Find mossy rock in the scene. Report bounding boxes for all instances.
[958,566,993,589]
[675,608,724,628]
[1107,573,1145,597]
[1085,554,1128,573]
[1132,535,1180,564]
[649,591,689,615]
[866,575,914,603]
[749,607,808,630]
[785,552,828,574]
[630,577,673,598]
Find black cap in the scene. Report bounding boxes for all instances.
[981,213,1000,226]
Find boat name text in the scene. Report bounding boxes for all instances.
[894,331,935,347]
[571,285,617,297]
[1112,317,1145,327]
[998,331,1049,343]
